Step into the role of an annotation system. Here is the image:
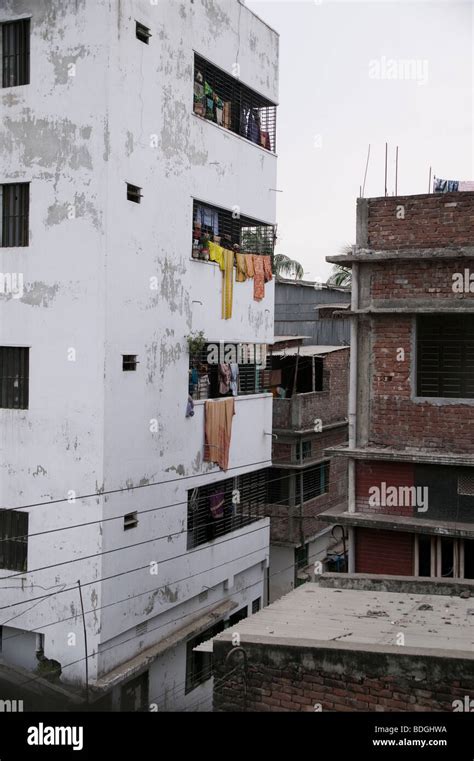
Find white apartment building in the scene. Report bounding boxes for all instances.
[0,0,278,711]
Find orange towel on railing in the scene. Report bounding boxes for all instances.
[244,253,255,278]
[235,253,247,282]
[253,255,265,301]
[222,248,234,319]
[263,255,273,283]
[204,397,235,471]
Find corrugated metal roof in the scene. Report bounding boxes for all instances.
[270,345,349,357]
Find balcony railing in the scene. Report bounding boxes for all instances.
[192,199,275,264]
[194,53,277,153]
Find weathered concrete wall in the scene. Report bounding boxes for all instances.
[0,0,278,700]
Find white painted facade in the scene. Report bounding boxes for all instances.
[0,0,278,710]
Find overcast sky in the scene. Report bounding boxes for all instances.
[246,0,473,280]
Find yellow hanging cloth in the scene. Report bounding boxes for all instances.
[235,253,247,282]
[208,241,225,270]
[222,249,234,319]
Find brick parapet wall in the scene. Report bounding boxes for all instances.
[213,639,474,712]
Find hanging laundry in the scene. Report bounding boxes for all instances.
[186,395,195,417]
[218,362,231,395]
[229,363,239,396]
[433,177,459,193]
[253,255,265,301]
[244,253,255,278]
[222,248,234,319]
[247,109,261,144]
[260,131,271,151]
[209,490,225,519]
[204,397,235,471]
[262,255,273,283]
[195,203,219,236]
[235,253,247,282]
[208,240,225,270]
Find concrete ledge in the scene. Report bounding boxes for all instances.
[324,445,474,467]
[314,572,474,596]
[318,505,474,539]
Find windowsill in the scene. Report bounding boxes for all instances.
[192,392,272,405]
[413,395,474,406]
[192,112,278,157]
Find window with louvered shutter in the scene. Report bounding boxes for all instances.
[416,316,474,398]
[0,347,29,408]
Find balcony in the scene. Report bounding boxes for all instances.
[273,391,331,432]
[194,53,277,153]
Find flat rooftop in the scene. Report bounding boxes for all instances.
[211,583,474,657]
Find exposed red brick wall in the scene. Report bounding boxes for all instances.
[369,316,474,453]
[356,461,414,516]
[214,641,474,712]
[369,259,474,302]
[355,528,413,575]
[366,193,474,249]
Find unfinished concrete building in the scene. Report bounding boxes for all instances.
[321,192,474,580]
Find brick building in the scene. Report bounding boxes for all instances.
[264,339,349,601]
[212,574,474,712]
[321,192,474,579]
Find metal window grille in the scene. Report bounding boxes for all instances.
[192,199,275,261]
[123,355,138,371]
[188,342,266,400]
[0,347,29,409]
[267,467,290,504]
[1,183,29,247]
[194,53,276,153]
[124,511,138,530]
[458,472,474,496]
[417,316,474,398]
[126,183,142,203]
[227,605,248,627]
[136,22,151,43]
[295,461,330,503]
[2,19,30,88]
[0,509,28,571]
[252,597,261,614]
[187,469,267,549]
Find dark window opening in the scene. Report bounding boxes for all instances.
[464,539,474,580]
[227,605,248,628]
[418,535,432,577]
[0,509,28,572]
[267,354,324,399]
[2,19,30,88]
[192,199,275,262]
[440,537,454,578]
[136,22,151,43]
[252,598,261,614]
[417,315,474,398]
[122,355,138,371]
[193,53,276,152]
[0,347,29,409]
[295,461,329,503]
[126,184,142,203]
[187,469,267,549]
[188,342,266,400]
[124,512,138,530]
[1,183,29,247]
[296,440,312,462]
[120,672,148,711]
[266,467,290,505]
[185,621,225,693]
[295,543,309,587]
